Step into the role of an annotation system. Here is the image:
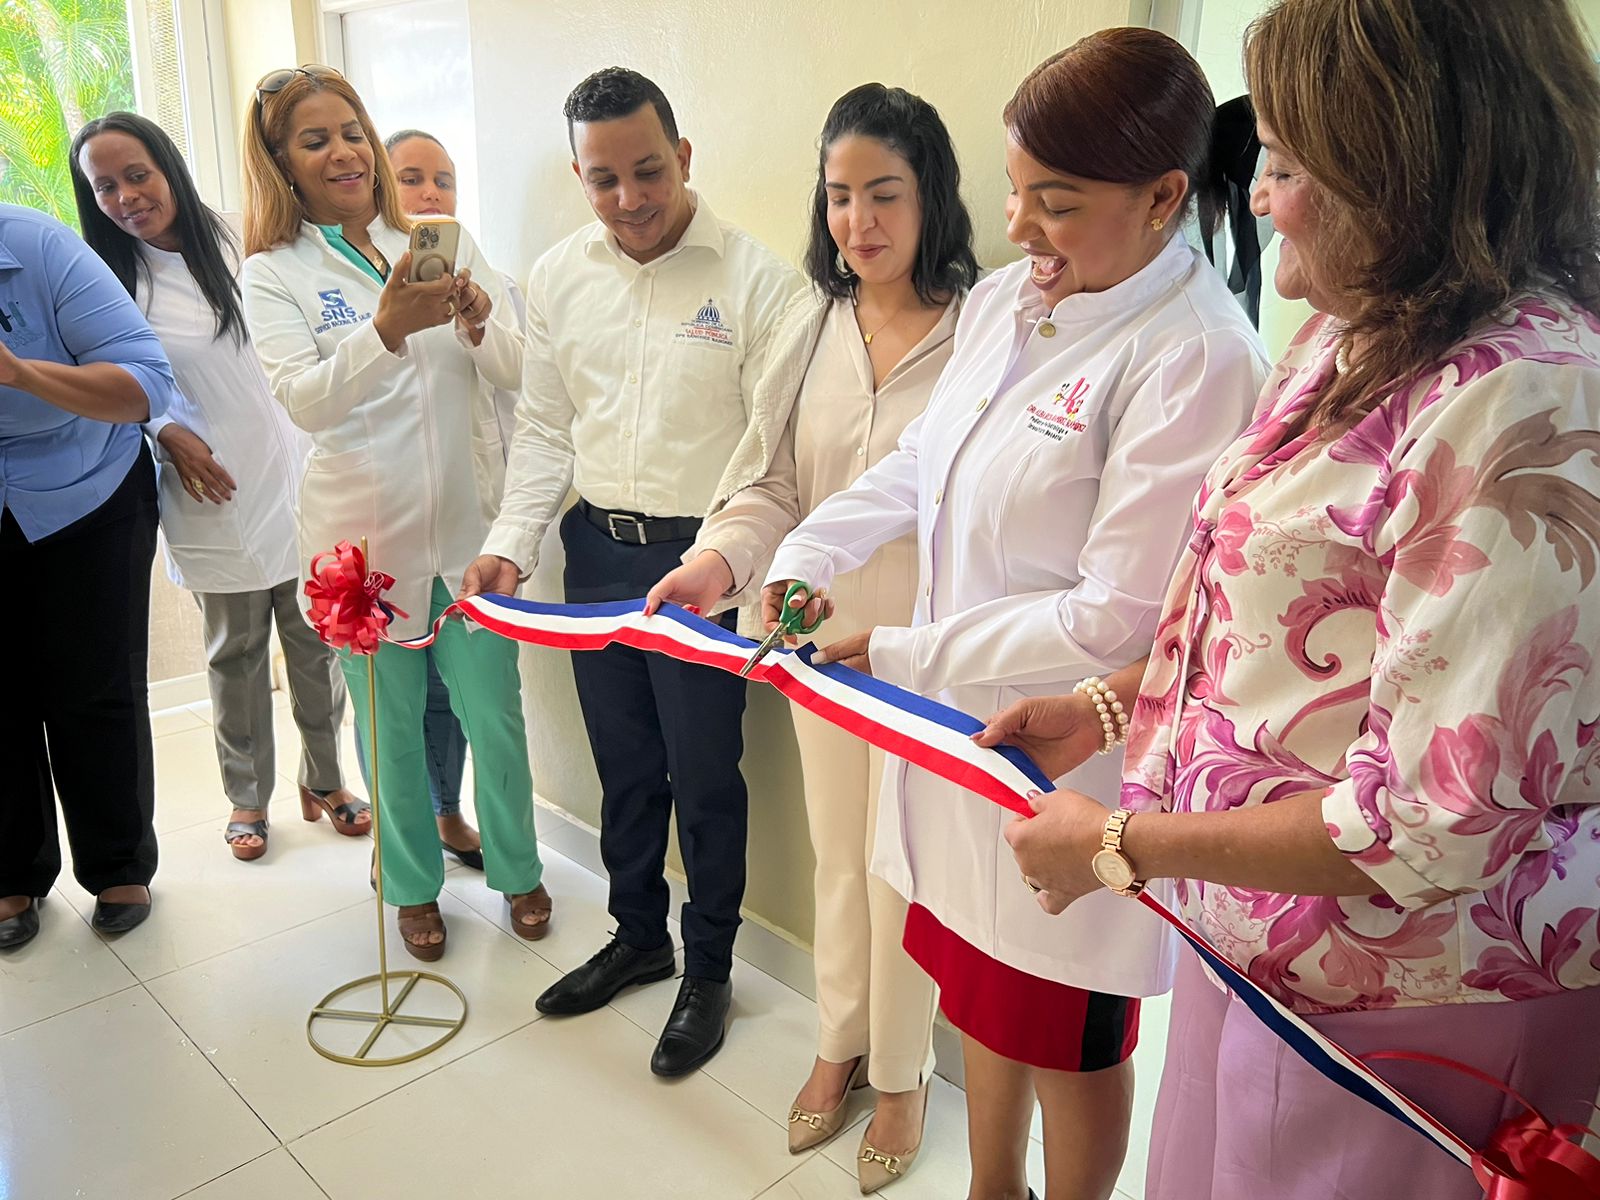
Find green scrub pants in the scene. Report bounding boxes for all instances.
[340,578,542,906]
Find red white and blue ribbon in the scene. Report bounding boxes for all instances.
[310,548,1594,1197]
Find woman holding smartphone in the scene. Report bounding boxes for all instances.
[70,111,367,864]
[239,66,551,959]
[375,125,533,875]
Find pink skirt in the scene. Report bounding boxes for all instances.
[1147,953,1600,1200]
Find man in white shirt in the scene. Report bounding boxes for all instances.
[463,68,799,1076]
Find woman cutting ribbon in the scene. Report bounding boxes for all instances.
[239,66,550,959]
[646,83,977,1187]
[765,30,1270,1200]
[991,2,1600,1196]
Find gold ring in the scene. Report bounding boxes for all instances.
[189,477,205,492]
[1022,874,1042,894]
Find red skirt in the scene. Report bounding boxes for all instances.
[903,902,1140,1072]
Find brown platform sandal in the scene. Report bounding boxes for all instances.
[397,902,446,962]
[505,885,553,941]
[224,817,269,862]
[299,786,371,836]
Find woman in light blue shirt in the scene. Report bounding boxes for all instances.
[0,203,183,949]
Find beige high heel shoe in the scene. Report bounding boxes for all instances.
[787,1056,870,1154]
[855,1080,929,1194]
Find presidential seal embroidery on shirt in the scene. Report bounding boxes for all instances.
[314,288,372,335]
[1024,377,1090,441]
[674,297,735,349]
[0,299,45,348]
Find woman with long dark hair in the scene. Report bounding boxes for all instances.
[72,112,367,863]
[648,83,976,1188]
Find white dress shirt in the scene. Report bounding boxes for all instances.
[482,194,800,570]
[141,244,307,594]
[767,236,1270,994]
[241,218,521,639]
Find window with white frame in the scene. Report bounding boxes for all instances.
[0,0,232,227]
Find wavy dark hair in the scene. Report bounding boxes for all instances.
[805,83,978,304]
[1246,0,1600,431]
[70,111,245,343]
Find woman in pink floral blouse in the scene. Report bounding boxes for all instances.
[987,1,1600,1196]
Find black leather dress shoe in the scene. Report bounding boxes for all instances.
[92,894,151,934]
[535,934,676,1016]
[650,975,732,1077]
[0,898,42,949]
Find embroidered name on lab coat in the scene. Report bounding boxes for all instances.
[674,297,735,349]
[1023,377,1091,440]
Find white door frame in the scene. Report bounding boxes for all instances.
[1145,0,1205,47]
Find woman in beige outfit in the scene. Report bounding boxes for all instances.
[647,84,977,1190]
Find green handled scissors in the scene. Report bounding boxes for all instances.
[739,580,825,677]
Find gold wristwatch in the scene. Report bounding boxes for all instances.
[1090,809,1144,898]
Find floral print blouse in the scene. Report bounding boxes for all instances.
[1123,293,1600,1015]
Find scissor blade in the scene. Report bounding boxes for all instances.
[739,629,784,678]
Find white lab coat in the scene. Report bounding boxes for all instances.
[240,218,520,639]
[767,237,1270,995]
[140,243,307,594]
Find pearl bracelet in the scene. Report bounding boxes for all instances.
[1073,675,1129,755]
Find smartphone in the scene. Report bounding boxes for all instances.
[407,216,460,283]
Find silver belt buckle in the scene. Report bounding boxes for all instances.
[607,512,646,544]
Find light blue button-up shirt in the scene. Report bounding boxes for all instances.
[0,203,180,541]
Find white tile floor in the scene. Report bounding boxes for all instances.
[0,696,1163,1200]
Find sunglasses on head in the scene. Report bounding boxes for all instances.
[255,64,343,106]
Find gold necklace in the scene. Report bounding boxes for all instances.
[855,297,913,345]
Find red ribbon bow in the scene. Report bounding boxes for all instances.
[303,541,409,655]
[1363,1052,1600,1199]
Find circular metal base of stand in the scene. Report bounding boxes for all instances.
[307,970,468,1066]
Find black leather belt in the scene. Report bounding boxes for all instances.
[577,499,702,546]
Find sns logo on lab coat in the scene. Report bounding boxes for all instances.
[1023,377,1091,441]
[314,288,371,335]
[674,297,734,350]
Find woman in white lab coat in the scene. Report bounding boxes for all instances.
[374,125,532,874]
[766,31,1270,1200]
[71,111,366,863]
[238,67,550,960]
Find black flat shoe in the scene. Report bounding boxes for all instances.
[0,898,42,949]
[650,975,732,1077]
[535,934,676,1016]
[440,839,484,871]
[92,893,151,934]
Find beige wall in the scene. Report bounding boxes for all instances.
[221,0,322,145]
[464,0,1144,946]
[466,0,1137,282]
[1576,0,1600,50]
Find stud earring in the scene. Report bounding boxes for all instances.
[1151,217,1165,231]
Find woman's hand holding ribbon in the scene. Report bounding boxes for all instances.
[1003,789,1111,914]
[813,628,874,674]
